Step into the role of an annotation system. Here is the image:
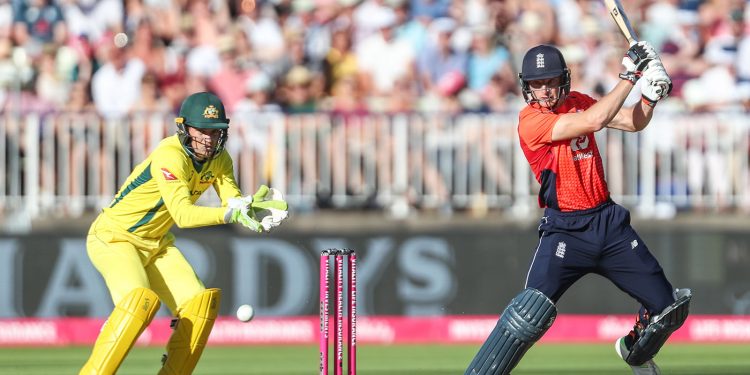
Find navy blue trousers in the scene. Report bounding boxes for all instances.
[525,200,675,315]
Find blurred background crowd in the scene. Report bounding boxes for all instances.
[1,0,749,120]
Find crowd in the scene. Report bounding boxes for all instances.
[1,0,749,120]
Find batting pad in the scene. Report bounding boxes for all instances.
[465,288,557,375]
[80,287,160,375]
[624,288,692,366]
[159,288,221,375]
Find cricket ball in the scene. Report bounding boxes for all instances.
[236,304,255,322]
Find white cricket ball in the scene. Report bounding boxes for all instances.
[114,32,129,48]
[236,304,255,322]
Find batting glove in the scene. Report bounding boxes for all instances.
[640,60,673,106]
[620,41,658,84]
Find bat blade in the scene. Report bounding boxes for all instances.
[603,0,638,46]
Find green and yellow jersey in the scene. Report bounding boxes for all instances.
[102,135,241,238]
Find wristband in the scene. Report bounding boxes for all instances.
[620,72,639,84]
[641,96,657,108]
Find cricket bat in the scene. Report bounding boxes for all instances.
[603,0,638,46]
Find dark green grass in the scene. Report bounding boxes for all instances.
[0,343,747,374]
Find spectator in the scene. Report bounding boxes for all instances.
[159,72,187,114]
[35,45,69,107]
[410,0,451,19]
[356,8,415,99]
[352,0,396,43]
[184,0,222,78]
[63,79,93,112]
[287,0,334,73]
[0,0,743,116]
[12,0,65,54]
[328,75,367,116]
[417,18,468,95]
[323,23,358,95]
[281,65,316,113]
[466,26,510,92]
[0,0,13,38]
[61,0,123,42]
[276,25,310,80]
[134,72,170,113]
[393,0,429,54]
[209,34,253,112]
[91,39,145,119]
[234,72,281,114]
[236,0,285,67]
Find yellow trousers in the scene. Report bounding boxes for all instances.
[86,214,205,313]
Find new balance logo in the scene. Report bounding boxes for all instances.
[536,53,545,68]
[555,241,566,258]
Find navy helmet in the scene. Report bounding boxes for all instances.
[518,45,571,106]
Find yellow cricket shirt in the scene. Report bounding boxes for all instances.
[102,135,241,238]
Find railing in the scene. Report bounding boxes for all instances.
[1,111,748,227]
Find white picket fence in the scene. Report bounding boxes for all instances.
[1,110,748,226]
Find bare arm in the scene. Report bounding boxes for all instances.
[608,98,655,132]
[550,80,634,142]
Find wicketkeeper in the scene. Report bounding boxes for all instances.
[80,92,289,374]
[465,43,691,375]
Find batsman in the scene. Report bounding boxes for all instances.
[80,92,289,374]
[465,42,691,375]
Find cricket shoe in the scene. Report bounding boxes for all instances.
[615,336,662,375]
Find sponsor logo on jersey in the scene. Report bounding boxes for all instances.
[570,135,589,152]
[571,135,594,161]
[161,168,177,181]
[572,151,593,161]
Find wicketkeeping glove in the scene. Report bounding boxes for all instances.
[640,60,673,106]
[620,41,658,84]
[224,185,289,232]
[248,185,289,231]
[225,195,263,232]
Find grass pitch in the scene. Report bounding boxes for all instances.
[0,343,747,374]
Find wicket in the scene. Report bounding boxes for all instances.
[319,249,357,375]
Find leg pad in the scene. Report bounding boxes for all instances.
[80,287,160,375]
[623,288,691,366]
[465,288,557,375]
[159,288,221,375]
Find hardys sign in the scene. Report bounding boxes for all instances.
[0,232,479,318]
[1,224,749,318]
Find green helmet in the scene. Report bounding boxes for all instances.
[175,92,230,161]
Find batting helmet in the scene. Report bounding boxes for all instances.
[175,92,230,161]
[518,45,571,106]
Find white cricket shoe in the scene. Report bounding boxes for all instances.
[615,336,662,375]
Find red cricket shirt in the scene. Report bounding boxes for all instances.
[518,91,610,211]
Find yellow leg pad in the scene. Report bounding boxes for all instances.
[80,287,160,375]
[159,288,221,375]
